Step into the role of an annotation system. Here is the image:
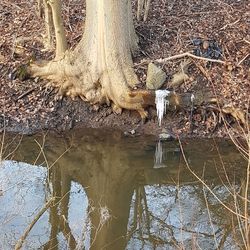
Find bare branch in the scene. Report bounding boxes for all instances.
[15,197,55,250]
[155,52,226,65]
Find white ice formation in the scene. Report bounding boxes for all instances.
[155,89,170,126]
[154,140,163,167]
[154,140,167,169]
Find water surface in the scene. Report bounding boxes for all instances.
[0,129,247,249]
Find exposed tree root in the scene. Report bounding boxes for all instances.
[29,55,155,119]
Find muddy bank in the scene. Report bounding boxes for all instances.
[0,88,191,136]
[0,90,240,138]
[0,0,249,137]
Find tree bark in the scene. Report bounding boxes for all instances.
[43,0,53,50]
[31,0,153,119]
[48,0,67,58]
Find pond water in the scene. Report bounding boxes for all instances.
[0,129,248,250]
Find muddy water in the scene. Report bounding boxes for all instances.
[0,129,247,250]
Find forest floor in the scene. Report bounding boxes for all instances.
[0,0,249,137]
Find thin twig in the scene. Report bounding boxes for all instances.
[17,87,36,100]
[15,197,55,250]
[220,19,240,30]
[238,53,249,66]
[243,39,250,45]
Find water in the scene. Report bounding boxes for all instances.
[0,129,248,250]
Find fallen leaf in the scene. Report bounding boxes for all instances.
[222,105,246,125]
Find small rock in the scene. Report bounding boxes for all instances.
[92,105,99,112]
[124,131,129,136]
[130,129,136,135]
[146,63,167,90]
[159,129,174,140]
[169,72,189,89]
[202,40,209,50]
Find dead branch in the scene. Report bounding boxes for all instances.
[17,87,36,100]
[135,52,226,67]
[155,52,226,65]
[238,54,249,66]
[143,0,151,21]
[15,197,55,250]
[243,39,250,45]
[137,0,151,21]
[220,19,240,30]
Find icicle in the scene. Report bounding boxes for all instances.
[154,140,167,169]
[154,140,163,167]
[155,90,170,126]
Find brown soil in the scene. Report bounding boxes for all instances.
[0,0,249,137]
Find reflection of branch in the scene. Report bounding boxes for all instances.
[48,164,77,249]
[202,177,219,248]
[128,186,151,242]
[34,138,71,170]
[127,186,154,246]
[127,189,139,240]
[15,197,55,250]
[60,215,77,249]
[217,226,231,250]
[150,212,215,238]
[178,138,248,220]
[140,186,151,235]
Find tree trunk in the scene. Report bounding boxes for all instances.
[31,0,153,119]
[48,0,67,58]
[43,0,53,50]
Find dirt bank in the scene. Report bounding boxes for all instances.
[0,0,249,137]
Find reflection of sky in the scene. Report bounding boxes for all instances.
[0,160,242,250]
[127,185,239,250]
[0,161,89,250]
[0,160,48,250]
[68,181,90,248]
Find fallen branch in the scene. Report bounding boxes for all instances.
[135,52,226,66]
[243,39,250,45]
[238,53,250,66]
[17,87,36,100]
[15,197,55,250]
[155,52,226,65]
[220,19,240,30]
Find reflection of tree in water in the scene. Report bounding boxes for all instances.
[128,184,244,250]
[41,130,140,250]
[12,130,247,249]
